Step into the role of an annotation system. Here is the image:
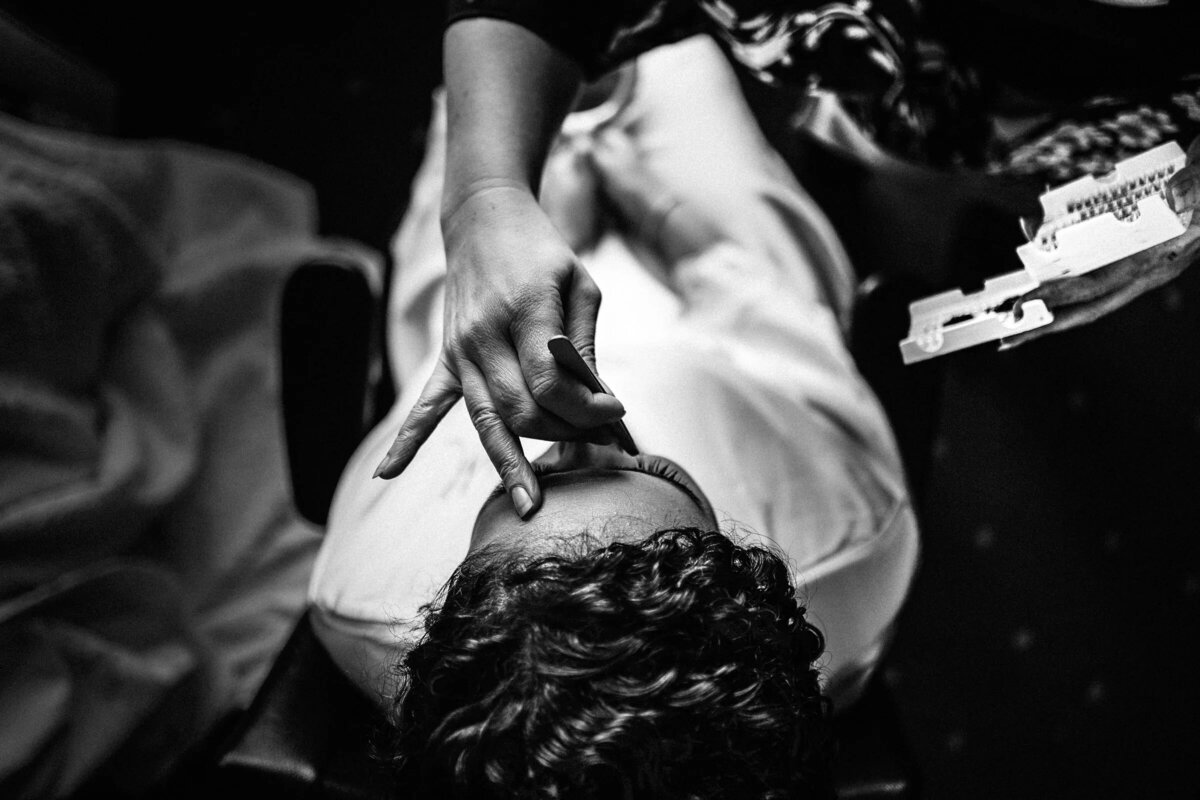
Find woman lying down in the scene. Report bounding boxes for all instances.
[307,34,919,800]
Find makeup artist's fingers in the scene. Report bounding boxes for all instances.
[374,358,462,479]
[1004,224,1200,349]
[1167,136,1200,213]
[472,340,614,441]
[459,360,541,519]
[1003,276,1153,348]
[563,268,603,371]
[1168,171,1200,214]
[509,268,625,430]
[1023,252,1149,308]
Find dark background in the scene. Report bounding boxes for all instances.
[4,3,1199,798]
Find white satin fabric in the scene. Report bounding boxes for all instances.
[309,35,919,712]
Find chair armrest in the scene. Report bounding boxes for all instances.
[211,613,336,796]
[832,674,921,799]
[208,612,393,799]
[280,258,381,525]
[193,256,388,797]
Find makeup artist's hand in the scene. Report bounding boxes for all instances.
[373,184,625,518]
[1004,136,1200,348]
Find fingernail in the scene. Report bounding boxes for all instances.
[998,340,1020,352]
[372,457,389,479]
[511,485,534,519]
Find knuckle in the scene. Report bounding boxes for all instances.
[466,401,504,434]
[487,388,525,424]
[514,291,563,329]
[574,340,598,364]
[496,455,527,482]
[527,369,563,405]
[459,319,493,350]
[508,408,543,437]
[393,425,418,449]
[483,439,527,478]
[396,413,425,442]
[413,392,442,416]
[444,329,474,359]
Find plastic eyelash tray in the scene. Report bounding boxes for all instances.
[900,141,1191,364]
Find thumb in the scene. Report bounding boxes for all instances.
[1168,170,1200,215]
[1168,136,1200,214]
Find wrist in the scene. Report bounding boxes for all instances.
[440,177,535,231]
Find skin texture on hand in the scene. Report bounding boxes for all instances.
[1003,136,1200,349]
[374,184,625,515]
[374,20,625,519]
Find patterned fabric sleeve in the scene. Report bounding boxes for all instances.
[443,0,920,92]
[443,1,1200,176]
[442,1,963,162]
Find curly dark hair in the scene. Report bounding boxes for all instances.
[386,527,834,800]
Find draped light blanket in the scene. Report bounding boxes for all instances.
[0,113,380,798]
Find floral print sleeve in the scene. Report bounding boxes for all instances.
[988,84,1200,184]
[443,0,986,165]
[444,0,926,99]
[445,0,1200,185]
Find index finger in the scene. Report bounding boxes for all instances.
[1003,273,1151,349]
[374,358,462,479]
[1023,254,1144,308]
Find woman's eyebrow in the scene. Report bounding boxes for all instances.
[481,462,706,514]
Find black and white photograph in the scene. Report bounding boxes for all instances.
[1,2,1198,798]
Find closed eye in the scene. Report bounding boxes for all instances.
[481,454,711,519]
[611,456,710,515]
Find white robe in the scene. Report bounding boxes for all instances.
[309,34,919,712]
